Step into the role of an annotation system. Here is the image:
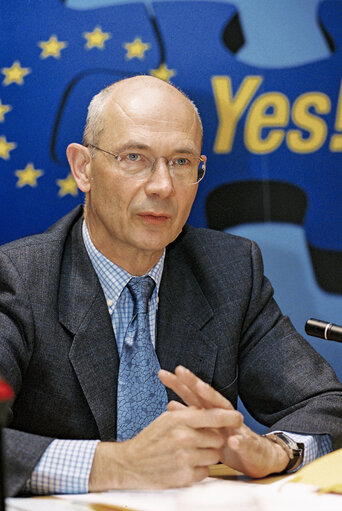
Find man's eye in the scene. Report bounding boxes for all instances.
[174,157,190,166]
[126,153,141,162]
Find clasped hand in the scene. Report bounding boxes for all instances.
[89,366,289,491]
[159,366,290,479]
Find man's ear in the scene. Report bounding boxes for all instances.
[66,143,92,193]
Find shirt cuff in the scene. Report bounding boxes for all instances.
[26,439,100,495]
[280,431,332,472]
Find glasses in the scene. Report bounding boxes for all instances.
[86,144,206,185]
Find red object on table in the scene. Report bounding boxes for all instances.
[0,381,14,403]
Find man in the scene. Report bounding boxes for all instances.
[1,75,341,497]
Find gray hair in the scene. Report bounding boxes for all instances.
[82,76,203,156]
[82,84,116,156]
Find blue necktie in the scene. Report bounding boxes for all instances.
[116,276,168,441]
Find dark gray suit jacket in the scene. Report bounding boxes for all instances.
[1,206,341,497]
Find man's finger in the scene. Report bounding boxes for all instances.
[167,400,186,411]
[175,366,235,411]
[159,369,204,408]
[173,407,243,430]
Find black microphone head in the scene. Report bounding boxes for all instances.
[305,318,327,339]
[305,318,342,343]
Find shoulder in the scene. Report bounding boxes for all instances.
[0,206,83,275]
[170,224,255,260]
[165,224,264,286]
[164,225,267,317]
[0,206,83,258]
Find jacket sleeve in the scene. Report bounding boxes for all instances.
[3,428,53,497]
[237,241,342,450]
[0,251,54,496]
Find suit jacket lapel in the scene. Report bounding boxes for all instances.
[157,235,218,403]
[58,217,119,440]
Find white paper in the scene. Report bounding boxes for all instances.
[7,475,342,511]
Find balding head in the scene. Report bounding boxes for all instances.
[82,75,203,151]
[67,74,205,274]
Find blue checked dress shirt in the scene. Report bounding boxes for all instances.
[27,222,332,495]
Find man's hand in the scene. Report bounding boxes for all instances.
[89,405,243,491]
[159,366,290,478]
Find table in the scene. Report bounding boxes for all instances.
[6,465,342,511]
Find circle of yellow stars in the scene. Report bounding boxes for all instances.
[1,28,176,198]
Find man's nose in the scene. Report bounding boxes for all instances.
[144,157,175,198]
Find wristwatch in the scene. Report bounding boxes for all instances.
[264,432,304,472]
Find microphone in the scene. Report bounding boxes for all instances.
[305,318,342,343]
[0,378,14,511]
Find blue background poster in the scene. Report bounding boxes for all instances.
[1,0,341,430]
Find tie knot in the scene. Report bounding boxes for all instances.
[127,276,155,314]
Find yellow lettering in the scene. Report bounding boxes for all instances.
[287,93,330,153]
[329,80,342,151]
[245,93,289,154]
[212,75,262,153]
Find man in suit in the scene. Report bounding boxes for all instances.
[1,75,341,497]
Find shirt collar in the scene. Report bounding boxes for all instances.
[82,220,165,312]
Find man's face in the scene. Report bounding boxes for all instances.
[84,83,202,268]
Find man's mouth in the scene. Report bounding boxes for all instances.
[138,212,171,225]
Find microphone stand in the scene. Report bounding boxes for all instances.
[0,380,14,511]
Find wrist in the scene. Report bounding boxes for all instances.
[263,432,304,473]
[89,441,125,492]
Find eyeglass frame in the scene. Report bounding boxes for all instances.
[85,144,206,185]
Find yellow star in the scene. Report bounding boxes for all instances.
[1,61,31,86]
[57,173,78,197]
[124,37,151,60]
[38,35,68,59]
[0,100,12,122]
[0,136,16,159]
[150,63,176,82]
[15,163,44,188]
[84,26,111,50]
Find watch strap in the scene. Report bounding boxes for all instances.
[264,432,304,472]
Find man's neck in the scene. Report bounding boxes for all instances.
[84,221,164,276]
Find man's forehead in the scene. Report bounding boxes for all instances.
[102,88,200,138]
[107,84,192,115]
[108,75,182,98]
